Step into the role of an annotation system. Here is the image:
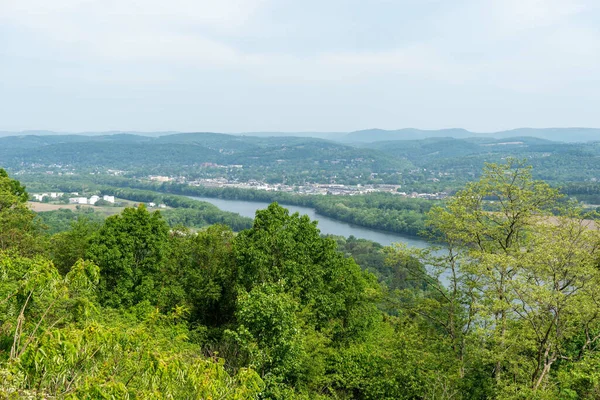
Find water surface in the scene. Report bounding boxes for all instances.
[190,196,430,249]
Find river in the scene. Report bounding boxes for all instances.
[189,196,431,249]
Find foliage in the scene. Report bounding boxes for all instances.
[0,251,264,398]
[86,205,170,308]
[36,208,104,235]
[49,217,100,275]
[331,235,428,291]
[234,203,380,340]
[0,168,44,255]
[3,163,600,398]
[389,160,600,398]
[162,224,239,327]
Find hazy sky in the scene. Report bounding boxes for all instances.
[1,0,599,133]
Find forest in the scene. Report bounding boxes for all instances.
[2,160,600,399]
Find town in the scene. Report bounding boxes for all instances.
[148,175,449,199]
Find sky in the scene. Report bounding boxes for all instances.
[1,0,599,133]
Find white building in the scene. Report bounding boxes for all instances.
[69,197,88,205]
[88,195,100,205]
[33,193,47,201]
[103,195,115,203]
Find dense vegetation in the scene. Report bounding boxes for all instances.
[35,208,106,235]
[3,161,600,398]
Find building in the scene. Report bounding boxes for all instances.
[103,195,115,203]
[33,193,48,201]
[88,195,100,205]
[69,197,88,205]
[149,176,172,182]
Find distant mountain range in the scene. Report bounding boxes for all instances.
[1,127,598,143]
[0,130,179,138]
[341,128,600,143]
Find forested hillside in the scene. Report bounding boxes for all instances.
[0,133,410,181]
[2,162,600,398]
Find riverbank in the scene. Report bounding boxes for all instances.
[96,180,435,237]
[21,175,437,239]
[188,196,431,248]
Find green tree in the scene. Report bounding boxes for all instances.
[234,203,380,341]
[49,217,100,274]
[0,168,44,255]
[230,283,304,397]
[162,224,238,327]
[86,204,169,308]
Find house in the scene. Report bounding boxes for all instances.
[148,202,156,208]
[89,195,100,205]
[103,195,115,203]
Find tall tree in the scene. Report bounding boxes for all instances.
[233,203,380,340]
[86,205,169,308]
[49,217,100,275]
[162,224,238,327]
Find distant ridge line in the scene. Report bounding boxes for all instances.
[0,127,598,143]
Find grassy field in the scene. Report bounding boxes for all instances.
[28,202,126,217]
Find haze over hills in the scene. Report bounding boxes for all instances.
[2,127,598,142]
[342,127,600,143]
[242,132,346,140]
[0,130,180,138]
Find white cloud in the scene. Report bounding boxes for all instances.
[1,0,599,131]
[0,0,272,67]
[0,0,268,31]
[251,46,470,85]
[489,0,587,33]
